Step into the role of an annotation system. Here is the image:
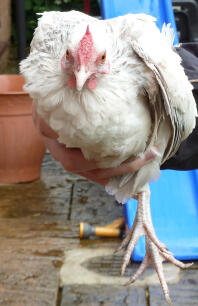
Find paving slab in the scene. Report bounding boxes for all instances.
[71,181,123,225]
[0,237,63,306]
[149,267,198,306]
[61,285,147,306]
[0,153,74,305]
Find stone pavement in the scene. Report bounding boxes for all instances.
[0,152,198,306]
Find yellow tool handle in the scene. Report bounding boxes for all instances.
[103,217,124,229]
[79,222,122,238]
[95,226,120,237]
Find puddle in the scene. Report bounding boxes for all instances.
[60,248,181,286]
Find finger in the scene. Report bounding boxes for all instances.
[86,149,157,180]
[60,148,98,172]
[77,171,108,186]
[32,102,58,139]
[41,136,99,172]
[39,118,58,139]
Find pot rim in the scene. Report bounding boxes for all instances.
[0,92,28,95]
[0,74,28,95]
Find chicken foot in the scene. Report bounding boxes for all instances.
[116,185,192,304]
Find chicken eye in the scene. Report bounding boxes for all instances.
[101,51,106,63]
[66,49,70,59]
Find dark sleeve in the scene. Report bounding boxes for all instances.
[161,43,198,170]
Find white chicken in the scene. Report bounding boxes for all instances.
[20,11,197,304]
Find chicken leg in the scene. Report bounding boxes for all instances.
[117,184,192,304]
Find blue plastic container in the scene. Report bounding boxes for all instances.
[101,0,198,261]
[124,170,198,261]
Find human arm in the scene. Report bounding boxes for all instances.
[162,43,198,170]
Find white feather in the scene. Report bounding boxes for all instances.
[161,23,175,46]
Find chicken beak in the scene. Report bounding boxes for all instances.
[74,66,91,91]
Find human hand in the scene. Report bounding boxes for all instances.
[32,103,157,186]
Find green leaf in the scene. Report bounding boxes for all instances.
[25,0,33,10]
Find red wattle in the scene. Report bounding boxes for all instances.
[87,77,97,90]
[68,74,76,88]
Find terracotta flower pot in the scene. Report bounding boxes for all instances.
[0,74,45,183]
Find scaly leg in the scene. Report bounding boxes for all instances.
[117,184,192,304]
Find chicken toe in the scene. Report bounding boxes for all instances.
[119,185,192,304]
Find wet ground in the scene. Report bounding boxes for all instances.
[0,152,198,305]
